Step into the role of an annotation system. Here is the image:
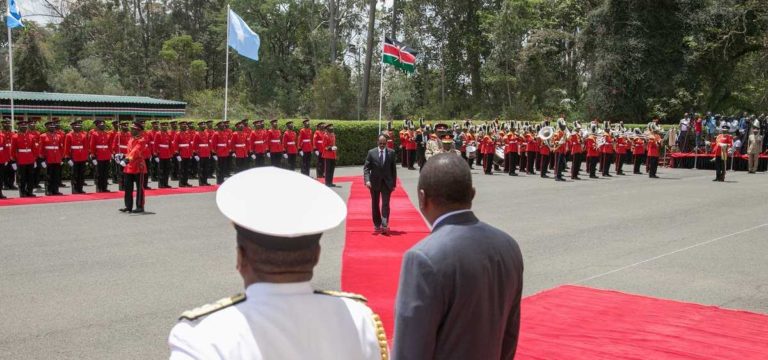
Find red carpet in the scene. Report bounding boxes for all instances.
[336,176,430,339]
[0,185,218,207]
[517,285,768,359]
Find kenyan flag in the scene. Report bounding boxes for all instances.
[383,37,417,74]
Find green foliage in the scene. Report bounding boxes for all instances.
[160,35,207,99]
[50,57,126,95]
[311,65,355,119]
[15,24,52,91]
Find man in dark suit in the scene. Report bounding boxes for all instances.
[392,153,524,360]
[364,135,397,233]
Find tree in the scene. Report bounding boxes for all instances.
[159,35,207,100]
[15,24,51,92]
[312,65,355,119]
[360,0,378,116]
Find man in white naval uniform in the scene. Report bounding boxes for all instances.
[168,167,388,360]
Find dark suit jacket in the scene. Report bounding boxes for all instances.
[393,211,524,360]
[363,147,397,191]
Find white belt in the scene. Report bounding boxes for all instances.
[254,141,265,144]
[45,146,60,150]
[119,145,128,149]
[302,140,311,143]
[178,144,190,148]
[270,140,280,143]
[198,144,209,147]
[217,144,227,147]
[71,146,84,150]
[0,146,4,151]
[96,145,109,149]
[318,141,324,144]
[235,144,246,148]
[158,144,169,148]
[18,149,31,153]
[287,142,296,145]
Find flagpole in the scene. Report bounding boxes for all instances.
[7,5,15,132]
[378,34,384,135]
[224,5,230,123]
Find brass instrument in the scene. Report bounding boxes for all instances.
[538,126,555,150]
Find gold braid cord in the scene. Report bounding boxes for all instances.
[371,313,389,360]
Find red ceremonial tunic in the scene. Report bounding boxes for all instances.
[711,134,733,156]
[481,136,495,155]
[230,131,249,158]
[90,130,113,161]
[569,134,583,155]
[65,131,89,162]
[266,129,284,153]
[322,133,337,159]
[647,136,661,158]
[283,130,298,155]
[538,138,550,155]
[11,132,39,165]
[174,131,194,159]
[154,131,174,159]
[249,129,268,154]
[39,132,65,164]
[616,137,629,154]
[193,131,212,158]
[124,137,147,174]
[298,128,313,153]
[586,137,600,158]
[0,132,9,164]
[212,131,231,157]
[504,134,519,154]
[633,138,645,155]
[313,130,326,154]
[113,131,132,155]
[600,135,614,154]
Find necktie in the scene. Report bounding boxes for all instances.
[379,149,384,165]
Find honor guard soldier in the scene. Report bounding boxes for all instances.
[90,120,113,192]
[322,124,338,187]
[298,118,314,176]
[552,123,568,182]
[712,125,733,182]
[537,133,551,178]
[154,122,174,188]
[64,120,89,194]
[314,122,326,178]
[168,167,388,360]
[119,122,148,213]
[0,124,8,199]
[385,123,395,151]
[39,120,65,196]
[108,120,121,185]
[147,121,160,184]
[266,119,284,168]
[2,119,16,191]
[632,131,646,174]
[647,124,662,179]
[174,121,195,187]
[193,121,213,186]
[204,121,217,178]
[231,120,250,173]
[113,122,132,190]
[11,120,39,197]
[249,120,268,167]
[283,120,299,171]
[138,120,154,189]
[504,126,520,176]
[212,121,232,185]
[169,120,180,180]
[480,131,495,175]
[568,125,584,180]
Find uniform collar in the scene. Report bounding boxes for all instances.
[245,281,313,298]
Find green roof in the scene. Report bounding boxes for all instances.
[0,91,186,106]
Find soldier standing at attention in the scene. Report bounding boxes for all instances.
[154,122,174,189]
[119,122,148,214]
[174,121,195,187]
[249,120,268,167]
[298,118,314,176]
[323,124,338,187]
[193,121,213,186]
[314,122,326,178]
[39,121,65,196]
[64,120,89,194]
[90,120,113,193]
[212,121,232,185]
[283,121,299,171]
[266,119,284,168]
[230,120,250,173]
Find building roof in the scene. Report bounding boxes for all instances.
[0,91,186,118]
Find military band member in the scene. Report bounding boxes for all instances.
[314,122,326,178]
[154,122,174,188]
[212,121,232,185]
[480,132,495,175]
[712,125,733,182]
[231,121,250,173]
[283,121,299,171]
[568,128,583,180]
[1,119,16,191]
[615,132,628,176]
[503,128,520,176]
[266,119,284,168]
[585,127,600,179]
[119,122,147,213]
[552,125,567,182]
[647,127,662,179]
[632,133,646,175]
[193,121,213,186]
[323,124,338,187]
[64,120,89,194]
[298,118,314,176]
[600,128,614,177]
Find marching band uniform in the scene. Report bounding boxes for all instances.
[600,131,614,177]
[632,137,646,174]
[404,128,417,170]
[314,123,326,178]
[283,121,298,171]
[193,123,213,186]
[538,138,550,178]
[568,132,583,180]
[267,120,284,168]
[39,122,65,196]
[553,131,567,181]
[298,119,314,176]
[174,122,195,187]
[120,123,147,213]
[712,129,733,182]
[323,125,338,187]
[525,133,538,175]
[480,134,495,175]
[154,124,174,188]
[647,132,662,179]
[64,121,89,194]
[213,122,232,185]
[615,135,628,175]
[504,131,520,176]
[463,131,476,169]
[585,134,600,178]
[249,120,268,168]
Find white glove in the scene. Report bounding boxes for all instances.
[33,161,38,169]
[266,153,271,158]
[331,146,338,151]
[175,155,182,162]
[194,155,200,162]
[119,160,127,167]
[67,160,74,167]
[314,150,320,156]
[283,153,288,159]
[11,163,17,171]
[250,154,256,160]
[91,159,98,166]
[299,151,304,157]
[213,155,219,161]
[154,157,160,163]
[41,161,47,169]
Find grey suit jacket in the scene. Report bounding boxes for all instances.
[393,211,524,360]
[363,147,397,191]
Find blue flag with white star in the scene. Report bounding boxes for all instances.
[6,0,23,29]
[227,9,260,61]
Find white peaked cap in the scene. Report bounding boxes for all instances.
[216,167,347,238]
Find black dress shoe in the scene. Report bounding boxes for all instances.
[589,175,599,179]
[8,186,18,190]
[119,208,132,213]
[0,194,6,199]
[51,192,64,196]
[604,174,613,177]
[555,178,566,182]
[132,208,145,213]
[540,175,550,178]
[650,175,659,179]
[509,173,518,176]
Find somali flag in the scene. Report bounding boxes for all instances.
[227,9,260,61]
[6,0,23,29]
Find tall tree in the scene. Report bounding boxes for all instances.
[360,0,378,115]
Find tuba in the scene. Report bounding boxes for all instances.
[538,126,555,149]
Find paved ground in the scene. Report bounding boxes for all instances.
[1,165,767,359]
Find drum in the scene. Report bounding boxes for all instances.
[466,145,477,159]
[494,146,505,166]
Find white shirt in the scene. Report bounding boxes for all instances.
[168,282,384,360]
[431,209,473,230]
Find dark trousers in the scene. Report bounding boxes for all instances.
[616,152,627,174]
[116,162,125,190]
[540,154,550,177]
[505,153,518,174]
[71,162,86,193]
[143,160,151,188]
[483,153,494,174]
[207,157,216,178]
[216,156,230,185]
[149,157,158,181]
[400,147,407,168]
[18,164,34,196]
[476,152,482,166]
[648,156,659,177]
[714,157,726,180]
[519,152,526,172]
[96,160,110,191]
[633,154,646,174]
[286,153,297,171]
[526,151,537,174]
[588,156,599,177]
[270,152,283,168]
[316,153,325,178]
[123,173,145,210]
[197,157,210,185]
[235,157,250,173]
[571,153,583,178]
[46,164,62,195]
[601,153,613,176]
[324,158,336,186]
[370,186,392,228]
[300,152,312,175]
[464,153,474,169]
[158,158,171,187]
[406,149,416,169]
[179,158,193,186]
[554,153,566,179]
[111,159,120,184]
[254,153,267,167]
[33,159,43,187]
[4,162,15,189]
[417,147,426,168]
[171,156,179,180]
[0,163,5,196]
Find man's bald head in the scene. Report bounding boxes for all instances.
[418,153,474,211]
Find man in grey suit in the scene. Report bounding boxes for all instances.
[393,153,524,360]
[364,135,398,233]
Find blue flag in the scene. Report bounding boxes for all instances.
[6,0,23,29]
[227,9,260,61]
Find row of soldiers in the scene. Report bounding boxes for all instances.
[0,117,340,199]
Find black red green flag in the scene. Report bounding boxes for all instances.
[382,37,417,73]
